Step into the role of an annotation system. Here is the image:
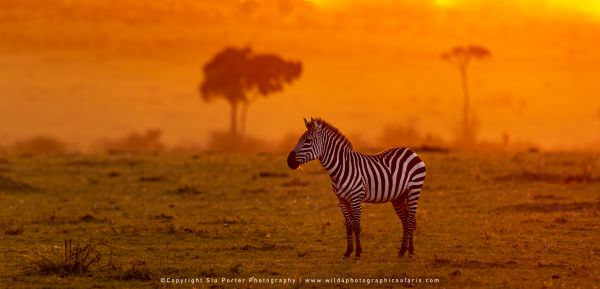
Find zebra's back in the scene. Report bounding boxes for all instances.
[359,147,426,203]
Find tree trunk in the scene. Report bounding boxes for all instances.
[229,101,238,137]
[240,100,249,139]
[459,66,471,142]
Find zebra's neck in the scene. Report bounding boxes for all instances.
[318,129,353,181]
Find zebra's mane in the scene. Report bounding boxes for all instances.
[313,118,353,150]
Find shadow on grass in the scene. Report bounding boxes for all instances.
[495,171,600,184]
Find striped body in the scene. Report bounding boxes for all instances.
[326,148,426,206]
[288,118,426,258]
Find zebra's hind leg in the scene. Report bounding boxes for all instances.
[339,199,354,258]
[406,187,422,256]
[392,198,409,257]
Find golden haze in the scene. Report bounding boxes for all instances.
[0,0,599,151]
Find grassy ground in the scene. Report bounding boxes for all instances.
[0,151,599,288]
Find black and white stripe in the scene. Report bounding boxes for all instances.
[287,117,426,258]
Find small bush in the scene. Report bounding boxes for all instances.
[4,224,24,235]
[168,185,203,195]
[27,240,101,276]
[229,263,242,274]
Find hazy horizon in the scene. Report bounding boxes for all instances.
[1,0,599,151]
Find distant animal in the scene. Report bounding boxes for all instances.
[287,117,426,259]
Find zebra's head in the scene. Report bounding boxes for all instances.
[287,117,324,170]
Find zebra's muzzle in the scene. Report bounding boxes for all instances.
[287,151,300,169]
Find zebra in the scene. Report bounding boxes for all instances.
[287,117,426,259]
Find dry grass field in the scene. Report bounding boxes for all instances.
[1,151,599,288]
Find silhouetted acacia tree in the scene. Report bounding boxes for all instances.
[442,45,491,144]
[200,47,302,137]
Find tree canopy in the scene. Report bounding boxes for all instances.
[199,46,302,138]
[200,46,302,106]
[441,45,491,68]
[441,44,491,146]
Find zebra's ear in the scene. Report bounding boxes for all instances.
[303,117,311,129]
[313,120,322,132]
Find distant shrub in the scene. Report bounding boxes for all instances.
[376,123,446,149]
[94,129,165,153]
[170,142,205,153]
[10,136,69,155]
[167,185,203,195]
[378,123,421,146]
[206,131,271,153]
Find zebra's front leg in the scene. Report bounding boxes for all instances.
[339,200,354,258]
[350,199,362,259]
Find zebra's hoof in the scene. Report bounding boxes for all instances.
[398,248,407,257]
[354,256,361,262]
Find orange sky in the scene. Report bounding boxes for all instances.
[0,0,599,151]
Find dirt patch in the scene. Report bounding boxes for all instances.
[537,261,568,268]
[149,213,174,222]
[495,171,600,184]
[167,185,203,195]
[139,176,165,182]
[431,256,517,268]
[532,194,566,201]
[32,214,108,225]
[78,213,108,223]
[199,216,245,225]
[107,171,121,178]
[280,178,308,187]
[241,188,268,194]
[229,242,294,251]
[500,201,600,213]
[257,171,289,178]
[64,158,142,167]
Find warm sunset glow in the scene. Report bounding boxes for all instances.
[435,0,600,19]
[0,1,599,152]
[307,0,341,8]
[548,0,600,18]
[433,0,456,8]
[3,3,600,289]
